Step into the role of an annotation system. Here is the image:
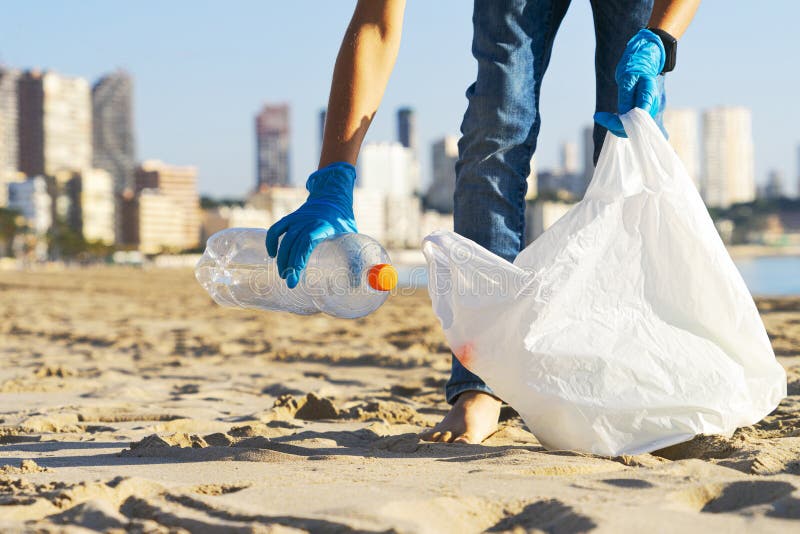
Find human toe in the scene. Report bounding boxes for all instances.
[453,433,477,444]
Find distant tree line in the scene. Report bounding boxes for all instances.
[200,196,245,209]
[708,197,800,224]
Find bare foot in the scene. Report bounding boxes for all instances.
[419,391,502,444]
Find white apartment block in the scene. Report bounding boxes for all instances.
[134,160,200,250]
[138,189,187,254]
[246,186,308,223]
[663,108,700,189]
[0,68,19,184]
[357,142,415,198]
[18,71,92,176]
[208,186,388,247]
[357,142,421,247]
[44,73,92,174]
[384,195,421,248]
[425,136,458,213]
[201,205,274,242]
[353,188,386,243]
[702,107,755,208]
[560,141,579,174]
[77,168,115,244]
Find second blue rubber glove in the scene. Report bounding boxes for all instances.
[594,29,666,138]
[266,162,357,288]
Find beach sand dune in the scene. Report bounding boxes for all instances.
[0,268,798,533]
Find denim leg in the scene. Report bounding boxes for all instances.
[590,0,662,165]
[447,0,572,405]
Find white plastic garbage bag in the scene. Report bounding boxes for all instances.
[422,108,786,456]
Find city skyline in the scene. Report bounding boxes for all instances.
[0,64,204,257]
[0,66,796,258]
[2,1,798,198]
[0,65,787,210]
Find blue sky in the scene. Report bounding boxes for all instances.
[2,1,798,197]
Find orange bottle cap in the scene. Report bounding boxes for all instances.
[367,263,398,292]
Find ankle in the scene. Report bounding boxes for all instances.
[455,390,502,407]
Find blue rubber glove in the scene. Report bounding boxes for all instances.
[266,162,357,288]
[594,29,666,138]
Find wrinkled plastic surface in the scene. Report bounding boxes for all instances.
[423,109,787,456]
[305,233,391,318]
[196,228,318,315]
[196,229,390,319]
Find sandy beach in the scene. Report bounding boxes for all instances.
[0,267,798,533]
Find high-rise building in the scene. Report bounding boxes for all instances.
[797,145,800,199]
[255,103,290,190]
[137,190,188,254]
[0,68,20,179]
[397,107,416,152]
[92,70,136,193]
[358,142,415,198]
[397,107,421,194]
[18,70,92,177]
[763,170,784,200]
[663,108,700,189]
[384,195,421,248]
[560,141,579,174]
[318,108,326,158]
[358,142,420,247]
[129,160,200,252]
[581,125,594,187]
[702,107,755,208]
[560,140,588,198]
[425,136,458,213]
[64,168,115,244]
[0,68,21,207]
[353,188,386,243]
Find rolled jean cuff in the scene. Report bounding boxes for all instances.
[445,382,496,405]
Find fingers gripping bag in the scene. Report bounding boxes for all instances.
[423,108,786,456]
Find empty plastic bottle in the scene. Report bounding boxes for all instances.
[195,228,397,319]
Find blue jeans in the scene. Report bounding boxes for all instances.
[448,0,660,404]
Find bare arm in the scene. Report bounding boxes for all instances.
[319,0,406,168]
[648,0,701,38]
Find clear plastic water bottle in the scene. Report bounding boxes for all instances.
[195,228,397,319]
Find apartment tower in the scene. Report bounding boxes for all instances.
[255,103,290,190]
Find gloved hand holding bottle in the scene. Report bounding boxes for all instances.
[594,28,666,138]
[266,162,357,288]
[264,1,404,288]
